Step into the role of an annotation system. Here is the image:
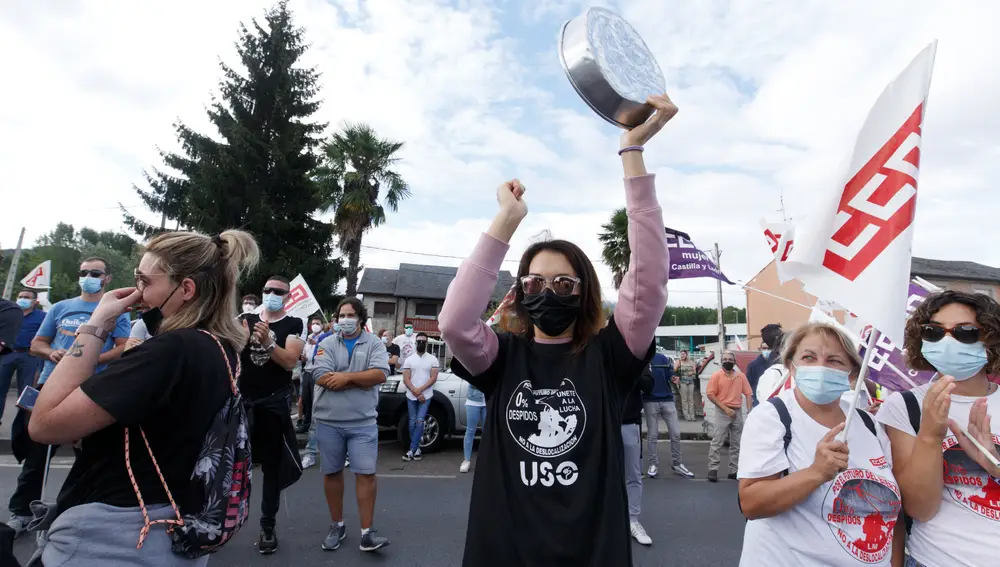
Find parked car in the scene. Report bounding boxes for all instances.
[375,339,482,453]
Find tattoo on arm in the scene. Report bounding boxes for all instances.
[67,341,86,358]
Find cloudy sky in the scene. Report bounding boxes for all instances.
[1,0,997,308]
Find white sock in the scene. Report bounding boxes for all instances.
[336,521,344,528]
[361,527,371,536]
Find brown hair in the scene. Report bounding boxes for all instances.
[506,239,603,353]
[903,290,1000,375]
[81,256,110,273]
[144,230,260,352]
[781,322,863,378]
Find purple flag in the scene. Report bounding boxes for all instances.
[859,283,937,392]
[664,227,733,284]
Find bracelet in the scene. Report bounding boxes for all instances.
[618,145,644,156]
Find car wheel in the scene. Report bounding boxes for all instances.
[396,404,447,454]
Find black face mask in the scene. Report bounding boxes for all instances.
[416,341,427,354]
[140,282,183,337]
[521,290,581,337]
[722,361,735,371]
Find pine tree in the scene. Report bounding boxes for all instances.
[123,0,344,301]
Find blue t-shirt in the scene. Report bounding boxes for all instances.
[36,297,131,384]
[15,309,46,349]
[343,335,360,359]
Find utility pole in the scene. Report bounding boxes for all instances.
[713,242,726,356]
[2,227,26,300]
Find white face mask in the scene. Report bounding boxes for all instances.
[381,335,389,345]
[338,317,359,335]
[242,304,256,314]
[311,324,322,334]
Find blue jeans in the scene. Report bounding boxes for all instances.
[407,398,431,453]
[464,405,486,461]
[303,419,318,458]
[0,352,39,423]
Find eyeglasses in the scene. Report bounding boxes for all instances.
[921,323,981,345]
[262,287,289,296]
[79,269,106,278]
[519,275,580,297]
[133,269,173,291]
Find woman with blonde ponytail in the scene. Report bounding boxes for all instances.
[28,229,259,566]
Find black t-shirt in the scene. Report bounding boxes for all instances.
[59,328,234,513]
[237,313,304,401]
[386,343,401,375]
[452,317,652,567]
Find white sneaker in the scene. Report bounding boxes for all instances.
[630,520,652,545]
[672,463,695,478]
[647,465,658,478]
[402,450,413,462]
[413,449,423,461]
[301,454,316,469]
[6,514,30,538]
[460,460,471,473]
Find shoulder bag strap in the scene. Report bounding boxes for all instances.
[767,397,793,453]
[855,409,878,438]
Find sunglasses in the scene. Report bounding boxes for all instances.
[79,269,106,278]
[519,275,580,297]
[921,323,981,345]
[262,287,289,296]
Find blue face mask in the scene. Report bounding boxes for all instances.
[795,365,852,405]
[262,293,284,312]
[79,276,103,294]
[921,336,988,381]
[333,323,341,333]
[16,298,33,310]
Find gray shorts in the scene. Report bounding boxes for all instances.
[316,422,378,475]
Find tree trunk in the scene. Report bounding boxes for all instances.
[346,238,362,296]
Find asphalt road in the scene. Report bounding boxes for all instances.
[1,439,745,566]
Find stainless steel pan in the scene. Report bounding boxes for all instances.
[558,7,665,129]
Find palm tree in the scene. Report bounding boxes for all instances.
[598,207,629,289]
[315,123,410,296]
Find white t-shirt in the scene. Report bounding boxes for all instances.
[402,352,439,402]
[393,334,417,367]
[876,383,1000,567]
[738,389,901,567]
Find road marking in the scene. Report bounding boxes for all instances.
[379,473,457,479]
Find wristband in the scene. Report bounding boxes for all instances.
[618,145,644,156]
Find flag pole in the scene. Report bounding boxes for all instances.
[839,328,881,441]
[2,227,26,300]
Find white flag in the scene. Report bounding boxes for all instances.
[20,260,52,289]
[782,42,937,345]
[759,219,796,283]
[37,291,52,312]
[283,274,322,319]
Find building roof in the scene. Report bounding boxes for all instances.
[358,263,516,302]
[911,257,1000,284]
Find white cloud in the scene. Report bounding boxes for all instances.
[1,0,997,312]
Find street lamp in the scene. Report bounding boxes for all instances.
[672,315,677,326]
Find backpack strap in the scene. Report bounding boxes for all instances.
[901,390,921,435]
[125,330,240,549]
[855,409,878,438]
[768,397,793,453]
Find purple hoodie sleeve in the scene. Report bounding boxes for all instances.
[438,234,509,376]
[613,174,670,358]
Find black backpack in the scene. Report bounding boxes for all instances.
[738,397,878,517]
[125,330,253,558]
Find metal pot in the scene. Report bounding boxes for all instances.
[558,7,665,129]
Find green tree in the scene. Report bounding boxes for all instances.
[315,123,410,296]
[122,1,344,299]
[598,207,629,289]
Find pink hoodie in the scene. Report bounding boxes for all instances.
[439,174,669,373]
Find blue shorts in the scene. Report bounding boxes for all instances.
[316,422,378,475]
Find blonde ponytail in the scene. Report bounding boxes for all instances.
[145,229,261,352]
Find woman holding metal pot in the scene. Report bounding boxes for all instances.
[439,94,675,567]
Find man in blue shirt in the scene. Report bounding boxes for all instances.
[0,290,45,424]
[6,257,131,536]
[642,351,695,479]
